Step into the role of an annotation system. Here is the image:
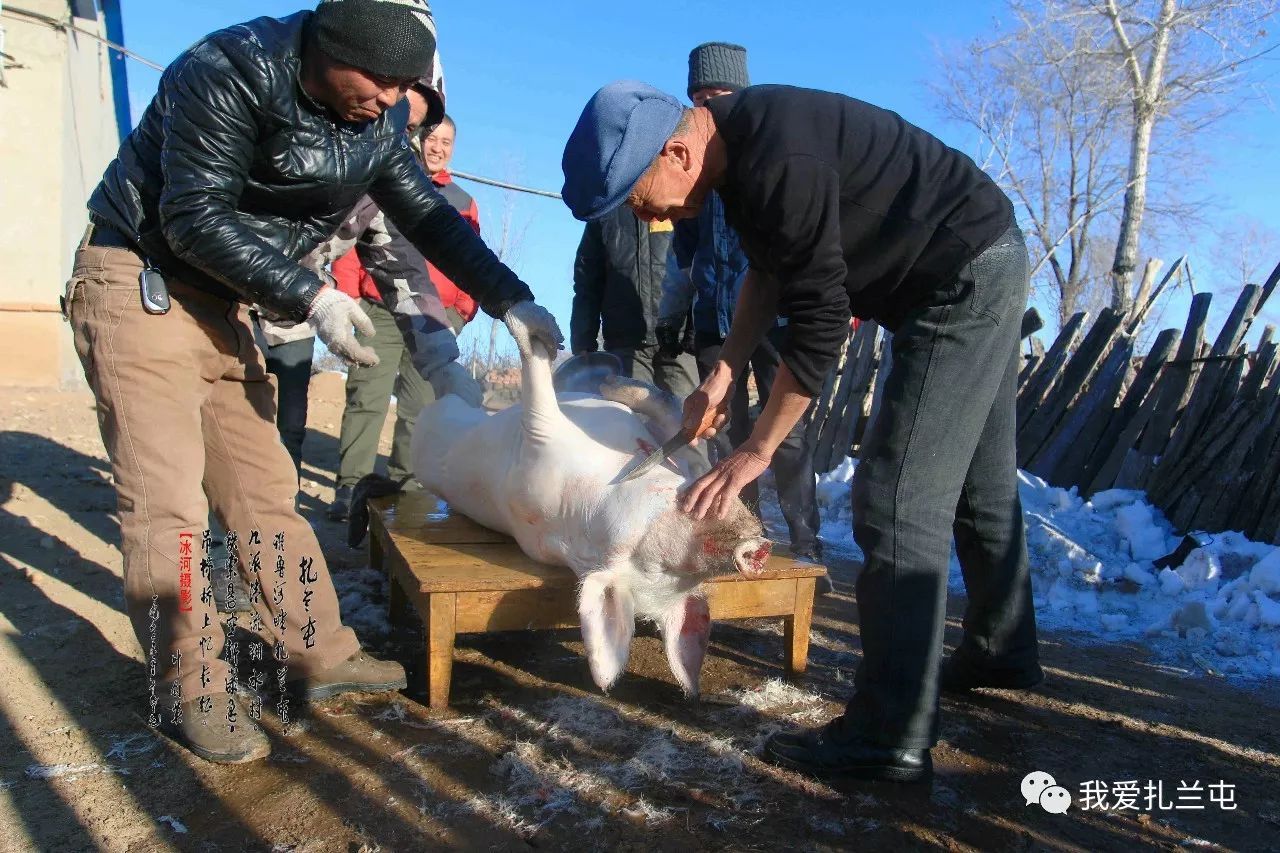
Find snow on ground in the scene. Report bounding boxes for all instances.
[333,565,393,640]
[813,457,1280,681]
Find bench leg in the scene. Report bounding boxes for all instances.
[370,528,384,573]
[389,572,410,627]
[425,593,456,711]
[784,576,817,676]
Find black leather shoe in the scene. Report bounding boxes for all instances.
[940,653,1045,693]
[791,544,834,595]
[762,720,932,784]
[327,485,353,522]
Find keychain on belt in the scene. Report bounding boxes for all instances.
[139,259,171,315]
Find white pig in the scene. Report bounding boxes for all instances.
[410,336,771,697]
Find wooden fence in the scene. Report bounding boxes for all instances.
[804,259,1280,543]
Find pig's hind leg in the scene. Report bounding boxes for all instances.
[601,376,708,475]
[599,376,683,443]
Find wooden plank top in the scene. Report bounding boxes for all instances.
[369,492,827,594]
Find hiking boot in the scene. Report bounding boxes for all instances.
[158,696,270,764]
[762,718,932,784]
[327,485,353,521]
[288,650,407,701]
[939,652,1045,693]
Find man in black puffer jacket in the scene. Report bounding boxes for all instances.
[570,205,698,398]
[64,0,562,765]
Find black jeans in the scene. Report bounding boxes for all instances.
[251,323,313,480]
[607,343,699,400]
[843,226,1039,749]
[695,326,821,555]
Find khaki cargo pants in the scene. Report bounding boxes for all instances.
[65,233,360,715]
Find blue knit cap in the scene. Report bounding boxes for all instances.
[561,81,685,221]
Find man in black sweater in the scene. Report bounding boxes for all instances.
[562,82,1042,784]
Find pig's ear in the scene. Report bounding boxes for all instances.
[661,593,711,697]
[577,571,635,692]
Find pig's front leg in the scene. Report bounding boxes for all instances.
[660,593,711,697]
[577,567,636,692]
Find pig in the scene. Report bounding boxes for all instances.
[410,335,771,697]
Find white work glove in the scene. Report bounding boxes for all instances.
[307,286,379,367]
[503,300,564,360]
[427,360,485,407]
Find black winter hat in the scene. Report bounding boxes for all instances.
[687,42,749,98]
[313,0,438,80]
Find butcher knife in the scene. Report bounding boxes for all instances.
[616,431,693,483]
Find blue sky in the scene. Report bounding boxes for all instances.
[116,1,1279,352]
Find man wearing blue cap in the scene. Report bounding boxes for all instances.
[656,43,824,571]
[562,81,1041,784]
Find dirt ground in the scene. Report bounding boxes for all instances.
[2,376,1278,853]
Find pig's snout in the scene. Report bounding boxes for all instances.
[732,539,772,577]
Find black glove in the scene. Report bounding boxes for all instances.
[655,321,684,359]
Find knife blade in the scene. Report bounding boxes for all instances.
[615,431,692,483]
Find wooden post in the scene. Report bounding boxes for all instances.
[1031,332,1134,485]
[1149,285,1261,504]
[1017,312,1087,428]
[1122,292,1212,489]
[1126,256,1184,334]
[1083,328,1177,496]
[1191,346,1280,533]
[1018,309,1124,468]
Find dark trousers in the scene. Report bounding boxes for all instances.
[337,298,434,489]
[252,325,313,480]
[844,227,1039,749]
[608,343,699,399]
[695,326,821,554]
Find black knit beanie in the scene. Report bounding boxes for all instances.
[687,42,749,98]
[313,0,437,80]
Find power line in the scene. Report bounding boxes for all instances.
[3,4,164,71]
[3,4,563,200]
[450,170,561,200]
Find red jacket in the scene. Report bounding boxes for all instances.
[333,169,481,322]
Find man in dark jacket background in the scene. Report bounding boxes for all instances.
[562,81,1041,785]
[571,205,698,398]
[657,42,822,566]
[65,0,562,765]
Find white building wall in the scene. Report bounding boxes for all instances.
[0,0,122,387]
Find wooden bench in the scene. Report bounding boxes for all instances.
[367,491,828,709]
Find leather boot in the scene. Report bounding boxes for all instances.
[762,717,932,784]
[158,696,270,764]
[939,651,1045,693]
[287,650,407,701]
